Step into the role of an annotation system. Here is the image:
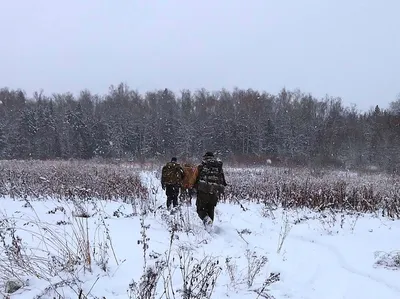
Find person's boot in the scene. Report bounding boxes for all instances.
[203,215,213,231]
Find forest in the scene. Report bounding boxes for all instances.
[0,83,399,172]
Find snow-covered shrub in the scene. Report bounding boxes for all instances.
[0,160,148,204]
[0,199,117,297]
[223,166,400,218]
[374,251,400,270]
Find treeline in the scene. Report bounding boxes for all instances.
[0,84,399,171]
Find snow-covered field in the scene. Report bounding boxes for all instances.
[0,169,399,299]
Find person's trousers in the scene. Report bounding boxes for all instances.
[165,184,179,209]
[196,190,218,222]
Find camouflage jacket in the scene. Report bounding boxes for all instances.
[194,156,227,194]
[161,162,184,186]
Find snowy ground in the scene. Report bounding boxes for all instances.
[0,170,399,298]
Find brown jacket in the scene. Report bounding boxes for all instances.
[181,163,198,189]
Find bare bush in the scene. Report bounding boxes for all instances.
[0,199,116,297]
[225,257,238,288]
[374,251,400,270]
[176,246,222,299]
[129,211,223,299]
[277,211,291,253]
[223,166,400,218]
[245,250,268,288]
[0,160,148,204]
[254,272,280,299]
[224,251,278,297]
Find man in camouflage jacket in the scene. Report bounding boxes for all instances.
[161,157,184,209]
[193,152,227,226]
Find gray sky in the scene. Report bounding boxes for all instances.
[1,0,399,112]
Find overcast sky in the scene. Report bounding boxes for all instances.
[1,0,399,112]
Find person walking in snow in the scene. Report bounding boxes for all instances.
[193,152,227,228]
[161,157,185,210]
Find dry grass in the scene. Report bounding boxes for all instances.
[0,160,148,203]
[222,166,400,218]
[1,160,398,218]
[0,160,150,297]
[6,159,397,298]
[0,208,98,298]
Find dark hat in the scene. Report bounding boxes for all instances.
[171,157,177,162]
[203,151,214,157]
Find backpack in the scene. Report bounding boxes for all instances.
[197,157,225,194]
[161,162,183,185]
